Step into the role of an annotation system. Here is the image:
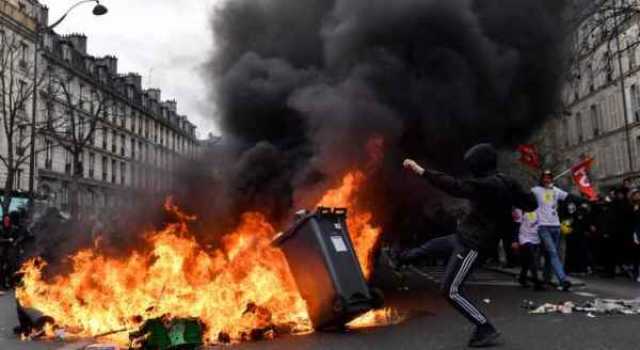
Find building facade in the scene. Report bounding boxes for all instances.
[0,0,199,215]
[556,5,640,191]
[0,0,43,209]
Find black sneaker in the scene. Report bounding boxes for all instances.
[561,280,572,292]
[468,324,501,348]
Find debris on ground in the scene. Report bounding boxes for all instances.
[523,299,640,316]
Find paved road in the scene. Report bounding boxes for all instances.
[2,267,639,350]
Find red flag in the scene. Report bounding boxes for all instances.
[571,157,598,201]
[517,144,541,169]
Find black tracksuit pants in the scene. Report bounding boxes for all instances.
[401,234,489,326]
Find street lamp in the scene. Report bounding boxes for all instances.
[27,0,108,204]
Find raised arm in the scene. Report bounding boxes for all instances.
[403,159,476,199]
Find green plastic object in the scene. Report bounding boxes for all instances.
[132,317,203,350]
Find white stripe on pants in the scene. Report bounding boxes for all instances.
[448,250,487,324]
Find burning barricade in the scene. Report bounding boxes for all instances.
[14,171,395,347]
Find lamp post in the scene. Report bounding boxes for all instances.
[27,0,108,204]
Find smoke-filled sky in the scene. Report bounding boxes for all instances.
[39,0,223,138]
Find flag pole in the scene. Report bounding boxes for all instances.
[554,156,594,181]
[553,167,573,181]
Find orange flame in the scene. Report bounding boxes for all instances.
[17,164,385,345]
[317,171,381,279]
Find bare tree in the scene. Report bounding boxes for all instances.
[565,0,640,97]
[0,32,46,215]
[40,65,110,218]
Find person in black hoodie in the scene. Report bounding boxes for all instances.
[602,189,634,278]
[398,143,538,348]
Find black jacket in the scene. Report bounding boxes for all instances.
[422,144,538,250]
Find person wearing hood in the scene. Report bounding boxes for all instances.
[398,143,537,348]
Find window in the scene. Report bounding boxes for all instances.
[576,112,583,143]
[120,162,126,185]
[16,126,26,156]
[111,103,118,124]
[79,84,85,111]
[111,130,117,153]
[120,134,125,156]
[20,42,28,67]
[90,127,95,146]
[79,116,85,141]
[90,90,97,114]
[18,81,27,112]
[14,168,23,189]
[102,128,108,149]
[633,84,640,123]
[630,47,637,71]
[102,156,108,181]
[61,182,70,210]
[65,150,72,174]
[45,139,53,170]
[131,138,136,160]
[89,153,95,179]
[590,105,600,137]
[120,105,126,128]
[102,99,109,119]
[587,63,594,92]
[111,159,117,183]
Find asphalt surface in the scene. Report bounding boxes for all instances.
[1,267,639,350]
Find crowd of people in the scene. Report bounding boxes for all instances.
[511,173,640,290]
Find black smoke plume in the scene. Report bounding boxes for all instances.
[202,0,567,239]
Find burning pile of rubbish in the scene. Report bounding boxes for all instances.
[15,170,398,347]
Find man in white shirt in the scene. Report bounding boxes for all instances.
[531,170,572,291]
